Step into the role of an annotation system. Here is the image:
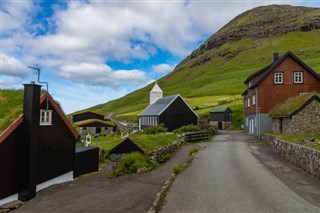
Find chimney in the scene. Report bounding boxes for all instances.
[272,53,279,63]
[18,82,41,201]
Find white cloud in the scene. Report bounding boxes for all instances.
[1,54,27,76]
[59,63,148,87]
[152,64,175,74]
[1,0,35,34]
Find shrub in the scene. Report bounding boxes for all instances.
[109,152,158,178]
[158,153,171,163]
[143,123,168,134]
[189,148,199,156]
[173,124,200,135]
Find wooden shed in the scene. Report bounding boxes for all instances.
[209,106,232,130]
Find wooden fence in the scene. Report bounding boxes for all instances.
[185,130,215,143]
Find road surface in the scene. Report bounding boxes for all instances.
[161,131,320,213]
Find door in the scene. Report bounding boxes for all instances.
[96,127,101,134]
[218,122,223,130]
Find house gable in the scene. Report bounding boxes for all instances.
[254,51,320,87]
[0,93,78,144]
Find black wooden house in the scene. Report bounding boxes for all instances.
[0,83,78,205]
[139,93,198,132]
[209,106,232,130]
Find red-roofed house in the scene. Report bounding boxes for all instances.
[242,51,320,136]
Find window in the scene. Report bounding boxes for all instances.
[294,72,303,83]
[40,109,52,125]
[274,72,283,84]
[252,95,256,106]
[247,97,250,107]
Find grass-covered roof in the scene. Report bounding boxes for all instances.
[269,93,320,117]
[0,90,24,134]
[210,106,230,113]
[74,119,117,127]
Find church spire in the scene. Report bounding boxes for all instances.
[150,82,163,104]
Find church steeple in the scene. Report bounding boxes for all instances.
[150,82,163,104]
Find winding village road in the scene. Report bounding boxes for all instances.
[162,131,320,213]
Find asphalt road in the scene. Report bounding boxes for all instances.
[161,131,320,213]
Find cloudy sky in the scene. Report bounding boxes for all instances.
[1,0,319,113]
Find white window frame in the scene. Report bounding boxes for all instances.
[40,109,52,126]
[247,97,250,107]
[252,95,256,106]
[274,72,283,84]
[294,71,303,84]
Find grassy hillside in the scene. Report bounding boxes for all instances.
[0,90,24,134]
[80,5,320,128]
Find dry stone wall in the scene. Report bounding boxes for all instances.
[261,133,320,178]
[147,139,186,162]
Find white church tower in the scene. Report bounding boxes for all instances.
[150,82,163,104]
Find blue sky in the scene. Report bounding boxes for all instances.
[1,0,319,114]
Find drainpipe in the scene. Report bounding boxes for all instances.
[19,82,41,201]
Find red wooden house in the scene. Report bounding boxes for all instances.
[242,51,320,135]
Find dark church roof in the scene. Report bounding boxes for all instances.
[139,94,179,116]
[139,94,198,117]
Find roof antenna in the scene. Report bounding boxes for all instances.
[28,64,49,110]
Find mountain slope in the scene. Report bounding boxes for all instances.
[81,5,320,126]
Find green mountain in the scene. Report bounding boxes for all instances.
[81,5,320,128]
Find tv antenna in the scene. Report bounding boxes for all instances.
[28,64,49,110]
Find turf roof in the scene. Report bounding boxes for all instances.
[210,106,231,113]
[269,93,320,117]
[74,119,117,127]
[0,90,24,134]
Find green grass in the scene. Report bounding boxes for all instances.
[108,152,158,178]
[89,133,178,153]
[80,30,320,128]
[0,90,24,134]
[269,132,320,151]
[90,133,123,152]
[129,134,178,152]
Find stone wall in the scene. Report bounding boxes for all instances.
[147,139,186,162]
[272,99,320,134]
[261,133,320,178]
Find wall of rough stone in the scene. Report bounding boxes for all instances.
[147,139,186,162]
[272,100,320,134]
[261,133,320,178]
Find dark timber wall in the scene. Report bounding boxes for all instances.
[159,96,197,131]
[0,125,23,200]
[74,147,99,177]
[210,109,232,122]
[37,101,76,185]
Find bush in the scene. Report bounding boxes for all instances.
[143,123,168,134]
[173,124,200,135]
[109,152,158,178]
[158,153,171,163]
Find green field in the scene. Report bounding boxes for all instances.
[81,30,320,129]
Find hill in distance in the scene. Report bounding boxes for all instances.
[80,4,320,128]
